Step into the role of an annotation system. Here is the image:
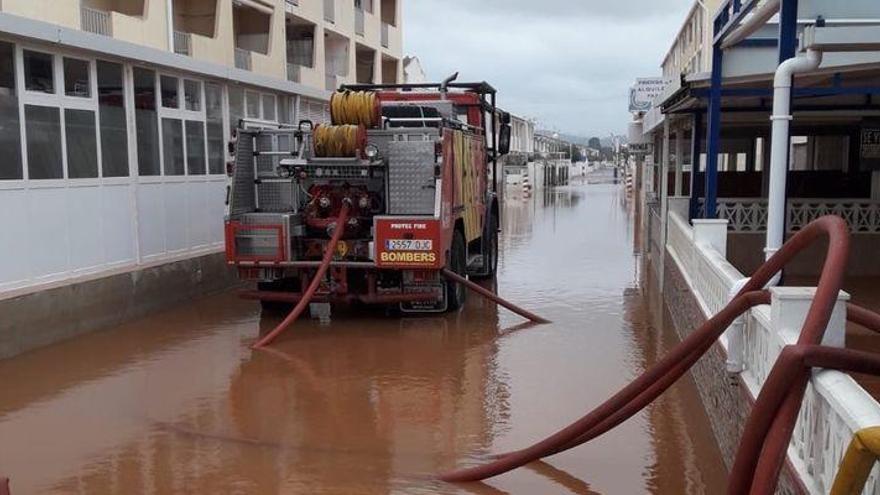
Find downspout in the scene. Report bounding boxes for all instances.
[166,0,175,52]
[765,50,823,280]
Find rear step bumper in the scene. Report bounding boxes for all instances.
[240,290,441,305]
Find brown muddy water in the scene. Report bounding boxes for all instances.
[0,177,728,494]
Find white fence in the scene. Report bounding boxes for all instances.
[698,198,880,234]
[665,209,880,495]
[173,31,192,56]
[80,7,112,37]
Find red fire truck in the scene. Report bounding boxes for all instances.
[225,76,510,313]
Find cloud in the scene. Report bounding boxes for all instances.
[404,0,693,137]
[416,0,688,20]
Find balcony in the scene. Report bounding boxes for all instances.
[286,14,315,84]
[81,7,113,37]
[235,48,252,71]
[324,0,335,23]
[233,1,270,70]
[287,63,301,83]
[173,31,192,56]
[355,43,375,83]
[380,22,389,48]
[355,8,365,36]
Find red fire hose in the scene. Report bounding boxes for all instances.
[0,477,9,495]
[442,269,550,324]
[439,215,870,495]
[252,201,351,349]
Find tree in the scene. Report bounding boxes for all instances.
[588,137,602,150]
[571,147,586,163]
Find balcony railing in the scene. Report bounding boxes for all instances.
[285,0,299,7]
[323,0,335,23]
[173,31,192,56]
[234,48,252,71]
[380,22,389,48]
[696,198,880,234]
[355,8,365,36]
[325,74,338,91]
[287,63,301,83]
[81,7,112,37]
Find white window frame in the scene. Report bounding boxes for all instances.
[240,87,287,127]
[17,44,107,189]
[153,71,209,183]
[204,80,229,176]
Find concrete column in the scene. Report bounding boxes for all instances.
[872,171,880,200]
[660,120,671,240]
[692,219,728,256]
[770,287,850,348]
[675,125,684,196]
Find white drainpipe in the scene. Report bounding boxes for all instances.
[764,50,823,279]
[166,0,175,52]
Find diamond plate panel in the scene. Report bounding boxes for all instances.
[230,132,256,216]
[387,141,436,215]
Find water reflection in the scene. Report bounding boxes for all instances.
[0,171,727,494]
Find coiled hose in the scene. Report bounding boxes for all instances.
[252,201,351,349]
[330,90,380,127]
[313,124,365,158]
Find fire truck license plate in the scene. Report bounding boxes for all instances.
[386,239,433,251]
[375,218,443,269]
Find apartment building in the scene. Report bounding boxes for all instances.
[661,0,719,80]
[0,0,403,358]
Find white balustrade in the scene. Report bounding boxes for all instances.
[698,198,880,234]
[665,209,880,495]
[81,7,112,37]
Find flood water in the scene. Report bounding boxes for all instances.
[0,173,728,494]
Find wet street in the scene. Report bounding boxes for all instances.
[0,175,728,494]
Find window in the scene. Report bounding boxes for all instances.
[184,79,201,112]
[161,75,179,108]
[65,109,98,178]
[245,90,260,119]
[0,41,21,180]
[279,95,292,124]
[262,94,276,121]
[25,105,63,179]
[97,61,129,177]
[24,50,54,94]
[228,85,244,128]
[162,118,185,175]
[134,67,161,176]
[63,58,91,98]
[185,120,206,175]
[240,89,280,122]
[205,82,225,174]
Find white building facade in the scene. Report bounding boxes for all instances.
[0,0,403,296]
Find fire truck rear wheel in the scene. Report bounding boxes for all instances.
[473,214,498,280]
[446,230,467,311]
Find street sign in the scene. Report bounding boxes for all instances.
[629,78,671,113]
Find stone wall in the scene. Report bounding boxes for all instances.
[662,251,806,495]
[0,252,238,359]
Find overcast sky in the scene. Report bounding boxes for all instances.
[403,0,692,138]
